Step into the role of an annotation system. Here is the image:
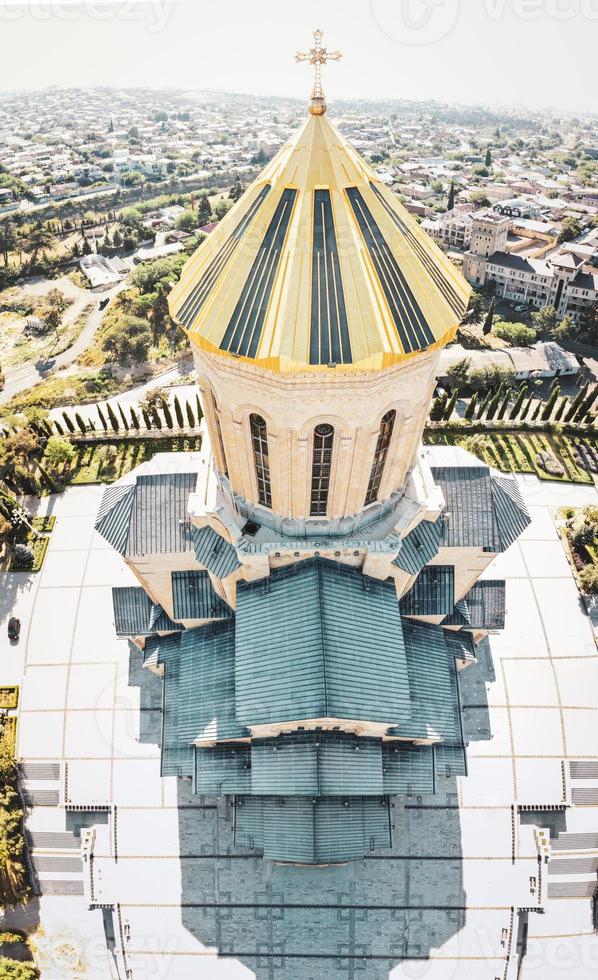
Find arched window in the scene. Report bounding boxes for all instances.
[250,414,271,508]
[310,423,334,516]
[365,410,396,506]
[210,391,229,479]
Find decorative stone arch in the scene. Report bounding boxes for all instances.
[233,403,280,513]
[363,402,409,506]
[196,376,229,479]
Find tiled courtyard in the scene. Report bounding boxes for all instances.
[2,470,598,979]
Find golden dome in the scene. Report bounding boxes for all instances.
[168,111,470,373]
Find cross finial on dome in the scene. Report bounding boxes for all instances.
[295,29,342,116]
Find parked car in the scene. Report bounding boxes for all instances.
[515,304,529,313]
[98,297,109,310]
[7,617,21,642]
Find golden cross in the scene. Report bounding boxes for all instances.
[295,29,341,114]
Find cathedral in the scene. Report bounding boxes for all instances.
[96,32,530,867]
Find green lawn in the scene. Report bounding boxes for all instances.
[424,428,596,485]
[60,435,202,485]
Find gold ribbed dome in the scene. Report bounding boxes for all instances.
[168,111,470,373]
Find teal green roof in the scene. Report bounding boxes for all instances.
[95,483,136,555]
[250,734,383,796]
[191,525,241,578]
[195,745,251,794]
[382,743,435,795]
[171,570,232,621]
[393,519,443,576]
[112,586,180,637]
[443,580,506,630]
[234,795,391,864]
[432,466,530,553]
[398,619,463,745]
[400,565,455,617]
[96,473,197,557]
[235,558,411,728]
[158,622,248,775]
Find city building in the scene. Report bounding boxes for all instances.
[96,60,530,869]
[493,198,541,219]
[422,210,473,251]
[463,213,598,318]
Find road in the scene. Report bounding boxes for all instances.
[0,281,127,407]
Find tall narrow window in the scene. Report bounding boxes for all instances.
[209,391,229,479]
[250,414,271,508]
[310,424,334,516]
[365,410,396,506]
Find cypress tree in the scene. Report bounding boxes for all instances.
[485,146,492,168]
[483,298,495,336]
[476,389,492,420]
[497,388,512,420]
[195,393,203,422]
[186,402,195,428]
[532,400,543,421]
[130,407,140,430]
[54,419,64,435]
[486,383,504,421]
[97,405,108,431]
[541,386,559,420]
[520,396,533,421]
[553,397,568,422]
[151,407,162,430]
[173,395,184,429]
[106,403,120,432]
[62,411,75,433]
[430,394,447,421]
[141,407,152,430]
[75,412,87,434]
[163,401,174,429]
[117,404,129,430]
[564,381,588,422]
[574,384,597,422]
[447,180,455,211]
[465,392,478,420]
[443,389,459,421]
[509,387,526,420]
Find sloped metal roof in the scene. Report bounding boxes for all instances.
[235,558,411,728]
[191,525,241,579]
[158,621,248,776]
[454,580,506,630]
[393,519,443,576]
[250,733,383,797]
[399,619,463,746]
[400,565,455,617]
[126,473,196,558]
[431,466,530,554]
[95,482,136,555]
[234,795,391,864]
[195,745,251,794]
[171,570,232,621]
[112,587,180,637]
[382,743,435,795]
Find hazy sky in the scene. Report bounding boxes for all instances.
[0,0,597,114]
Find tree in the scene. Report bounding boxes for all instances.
[195,393,203,423]
[97,405,108,431]
[0,959,38,979]
[130,407,140,430]
[565,381,589,422]
[173,395,184,429]
[496,388,512,420]
[446,180,455,211]
[162,401,174,429]
[74,412,87,434]
[0,222,17,266]
[541,385,560,420]
[483,298,495,336]
[44,435,75,471]
[464,392,477,420]
[61,411,75,434]
[196,193,212,225]
[484,146,492,168]
[509,386,526,420]
[579,563,598,595]
[430,393,447,421]
[141,407,152,430]
[494,321,536,346]
[558,216,581,243]
[531,305,559,337]
[462,434,491,458]
[117,404,129,430]
[185,402,195,428]
[443,389,459,421]
[175,210,200,233]
[229,179,245,202]
[106,403,120,433]
[446,358,471,389]
[101,316,152,366]
[12,543,33,569]
[25,224,55,264]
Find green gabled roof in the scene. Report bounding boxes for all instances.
[393,519,443,576]
[191,525,241,579]
[250,733,383,797]
[400,565,455,617]
[431,465,530,554]
[126,473,196,558]
[443,628,476,664]
[491,476,531,549]
[382,743,435,795]
[195,745,251,794]
[158,621,248,775]
[112,586,180,637]
[443,598,472,628]
[95,482,136,555]
[235,558,411,728]
[171,570,232,621]
[444,580,506,631]
[234,795,391,864]
[398,619,463,745]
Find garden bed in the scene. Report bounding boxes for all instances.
[424,428,595,485]
[2,515,55,572]
[0,687,19,710]
[58,435,202,486]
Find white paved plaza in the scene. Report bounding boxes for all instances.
[1,469,598,979]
